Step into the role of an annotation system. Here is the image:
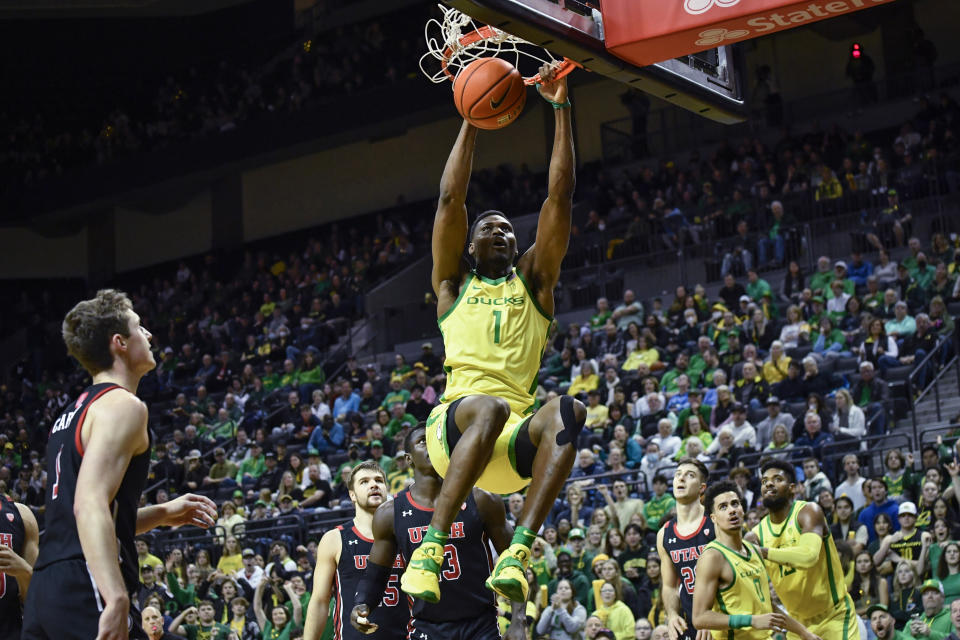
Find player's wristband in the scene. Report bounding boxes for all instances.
[354,561,392,608]
[535,83,571,109]
[729,615,753,629]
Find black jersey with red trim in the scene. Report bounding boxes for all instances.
[34,383,152,594]
[0,496,26,639]
[393,489,496,623]
[333,524,407,640]
[661,514,714,637]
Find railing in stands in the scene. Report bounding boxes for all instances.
[909,343,960,449]
[820,433,911,482]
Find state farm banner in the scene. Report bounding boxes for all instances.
[600,0,897,67]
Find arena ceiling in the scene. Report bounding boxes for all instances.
[0,0,256,19]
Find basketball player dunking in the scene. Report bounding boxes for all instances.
[303,460,408,640]
[351,424,526,640]
[22,290,217,640]
[657,457,714,640]
[0,495,39,639]
[692,481,819,640]
[402,61,586,608]
[747,460,862,640]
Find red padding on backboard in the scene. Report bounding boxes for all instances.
[600,0,897,67]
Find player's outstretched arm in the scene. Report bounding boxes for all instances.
[303,528,340,640]
[0,503,38,602]
[760,503,823,569]
[656,526,687,640]
[475,489,527,640]
[75,393,149,640]
[136,493,217,533]
[519,62,573,312]
[351,501,399,635]
[432,121,477,298]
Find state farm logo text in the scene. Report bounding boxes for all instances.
[693,0,894,46]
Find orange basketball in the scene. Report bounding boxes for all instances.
[452,57,526,130]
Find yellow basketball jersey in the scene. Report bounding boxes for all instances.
[705,540,773,640]
[439,269,551,415]
[753,500,847,620]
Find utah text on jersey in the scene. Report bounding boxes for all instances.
[407,521,466,544]
[353,554,406,571]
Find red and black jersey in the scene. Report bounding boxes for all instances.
[0,496,26,640]
[393,489,496,624]
[333,524,407,640]
[661,514,714,640]
[34,383,151,595]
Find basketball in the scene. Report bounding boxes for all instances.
[452,57,526,130]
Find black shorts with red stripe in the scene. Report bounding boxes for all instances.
[22,558,147,640]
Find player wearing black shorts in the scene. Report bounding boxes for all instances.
[351,424,526,640]
[303,460,408,640]
[656,457,714,640]
[0,495,39,640]
[22,290,216,640]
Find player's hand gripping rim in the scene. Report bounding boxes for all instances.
[535,62,568,106]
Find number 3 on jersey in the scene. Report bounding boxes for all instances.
[441,544,461,580]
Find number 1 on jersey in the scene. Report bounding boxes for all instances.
[492,310,502,344]
[52,444,64,500]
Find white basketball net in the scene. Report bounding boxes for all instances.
[419,4,563,83]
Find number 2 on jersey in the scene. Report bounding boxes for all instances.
[492,310,502,344]
[680,566,696,593]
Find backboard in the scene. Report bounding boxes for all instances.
[447,0,898,124]
[445,0,748,123]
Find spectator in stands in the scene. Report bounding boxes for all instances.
[886,300,918,339]
[732,361,768,410]
[611,290,644,331]
[907,579,953,638]
[572,449,606,483]
[203,447,238,496]
[860,318,901,373]
[763,423,794,459]
[717,274,746,310]
[832,389,866,441]
[779,305,810,349]
[404,384,432,422]
[860,479,901,542]
[538,575,588,640]
[569,361,600,398]
[795,412,834,458]
[307,413,345,455]
[835,454,868,512]
[332,381,361,422]
[800,356,840,397]
[802,457,833,500]
[754,397,794,452]
[851,361,890,435]
[677,415,712,460]
[649,418,681,461]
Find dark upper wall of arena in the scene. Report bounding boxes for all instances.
[0,0,958,280]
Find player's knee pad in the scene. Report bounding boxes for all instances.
[555,395,585,447]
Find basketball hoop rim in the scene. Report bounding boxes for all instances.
[440,25,579,85]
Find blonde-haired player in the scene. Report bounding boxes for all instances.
[748,459,861,640]
[692,480,820,640]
